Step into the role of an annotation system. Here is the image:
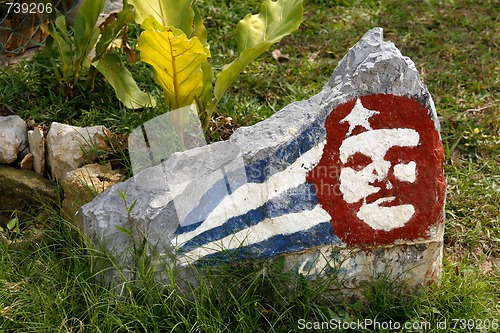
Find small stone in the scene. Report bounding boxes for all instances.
[61,163,124,220]
[272,49,290,61]
[28,127,46,176]
[46,122,109,181]
[0,115,28,164]
[19,153,33,171]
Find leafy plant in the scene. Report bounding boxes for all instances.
[47,0,155,107]
[1,1,499,331]
[47,0,105,91]
[0,211,21,241]
[46,0,303,133]
[129,0,304,130]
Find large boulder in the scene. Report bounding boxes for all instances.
[79,28,445,291]
[0,115,28,164]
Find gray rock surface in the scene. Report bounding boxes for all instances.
[79,28,442,287]
[46,122,109,181]
[0,115,28,164]
[314,27,439,130]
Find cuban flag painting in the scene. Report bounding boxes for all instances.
[170,142,337,266]
[164,109,341,267]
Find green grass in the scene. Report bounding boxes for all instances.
[0,0,499,331]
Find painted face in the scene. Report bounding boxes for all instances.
[306,94,446,246]
[339,128,419,231]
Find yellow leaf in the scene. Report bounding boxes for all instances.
[129,0,194,37]
[138,28,209,109]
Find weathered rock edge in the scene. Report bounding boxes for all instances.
[79,28,443,289]
[0,165,59,234]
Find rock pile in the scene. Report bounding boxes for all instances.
[0,119,124,223]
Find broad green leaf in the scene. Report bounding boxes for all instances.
[48,15,72,82]
[236,0,303,51]
[129,0,194,37]
[192,6,212,112]
[74,0,106,45]
[196,60,214,114]
[53,14,71,46]
[214,0,303,101]
[192,5,208,48]
[94,53,156,109]
[7,217,18,232]
[73,0,106,73]
[138,27,209,109]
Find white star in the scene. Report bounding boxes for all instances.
[340,99,379,136]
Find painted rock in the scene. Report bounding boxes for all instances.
[79,28,445,289]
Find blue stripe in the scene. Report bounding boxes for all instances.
[245,159,268,183]
[175,221,202,235]
[245,121,325,184]
[177,182,319,253]
[192,221,340,265]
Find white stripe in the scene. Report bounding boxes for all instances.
[177,204,331,266]
[172,141,326,248]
